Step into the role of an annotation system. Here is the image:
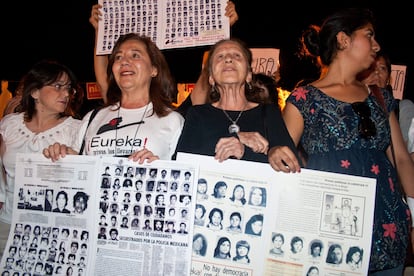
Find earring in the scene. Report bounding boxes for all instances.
[247,82,252,90]
[339,42,347,50]
[210,84,216,93]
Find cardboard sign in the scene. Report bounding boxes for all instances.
[390,64,407,100]
[250,48,280,77]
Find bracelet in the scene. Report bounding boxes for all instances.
[406,197,414,227]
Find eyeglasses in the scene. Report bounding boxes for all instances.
[351,102,376,139]
[47,83,76,95]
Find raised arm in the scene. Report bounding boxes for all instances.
[89,3,109,103]
[225,1,239,27]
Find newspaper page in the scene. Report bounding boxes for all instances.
[176,153,376,276]
[0,154,199,276]
[91,156,198,276]
[0,153,100,276]
[96,0,230,55]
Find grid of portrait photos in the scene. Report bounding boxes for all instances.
[98,0,226,53]
[4,223,89,275]
[192,177,266,262]
[265,194,367,274]
[2,184,92,275]
[268,232,365,273]
[98,164,194,243]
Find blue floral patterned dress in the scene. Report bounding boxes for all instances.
[287,85,410,271]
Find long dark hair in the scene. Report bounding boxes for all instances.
[213,237,231,258]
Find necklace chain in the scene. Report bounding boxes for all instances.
[222,103,247,134]
[115,103,149,156]
[222,109,244,124]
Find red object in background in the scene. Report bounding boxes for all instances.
[86,82,102,100]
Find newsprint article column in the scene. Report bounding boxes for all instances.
[0,153,198,276]
[177,153,376,276]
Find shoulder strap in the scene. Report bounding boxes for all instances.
[79,108,100,155]
[369,84,386,112]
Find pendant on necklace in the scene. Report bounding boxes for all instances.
[228,123,240,134]
[222,106,246,135]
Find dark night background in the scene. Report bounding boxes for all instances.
[1,2,412,105]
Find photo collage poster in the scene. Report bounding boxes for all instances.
[177,152,376,276]
[0,154,199,276]
[96,0,230,55]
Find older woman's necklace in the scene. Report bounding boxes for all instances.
[222,103,247,134]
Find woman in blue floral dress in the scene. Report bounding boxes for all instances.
[268,8,414,275]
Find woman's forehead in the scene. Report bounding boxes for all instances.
[214,41,243,54]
